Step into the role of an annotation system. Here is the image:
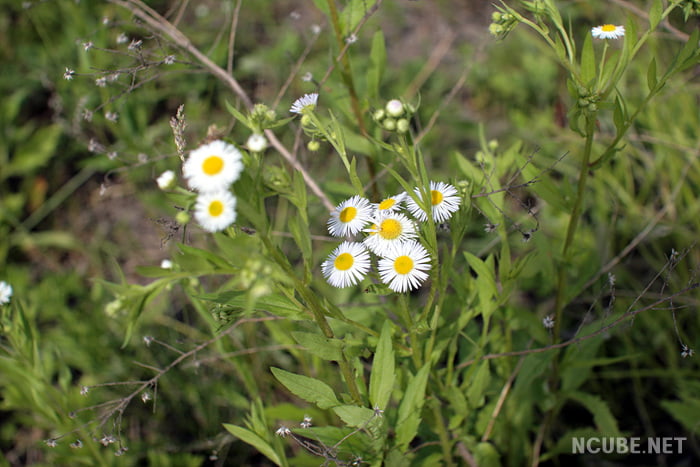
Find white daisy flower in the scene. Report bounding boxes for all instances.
[377,241,432,293]
[156,170,176,190]
[373,192,407,216]
[160,259,173,269]
[321,241,371,288]
[591,24,625,40]
[406,181,461,223]
[182,140,244,192]
[363,212,418,256]
[246,133,268,152]
[290,93,319,114]
[194,190,237,232]
[327,195,373,237]
[0,281,12,305]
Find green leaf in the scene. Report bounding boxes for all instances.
[291,332,343,361]
[473,442,501,467]
[612,95,627,134]
[646,58,658,92]
[580,31,595,86]
[661,398,700,433]
[271,367,340,409]
[649,0,663,30]
[332,405,376,428]
[340,0,377,35]
[224,424,283,466]
[394,364,430,450]
[367,31,386,99]
[467,361,491,409]
[369,320,395,410]
[568,391,620,436]
[463,252,498,316]
[8,124,62,176]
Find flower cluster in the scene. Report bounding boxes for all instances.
[181,140,244,232]
[372,99,412,133]
[321,182,461,293]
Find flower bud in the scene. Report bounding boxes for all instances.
[385,99,404,117]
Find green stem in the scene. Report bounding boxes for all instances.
[324,0,379,199]
[553,113,597,340]
[596,40,609,89]
[398,294,422,368]
[430,399,456,467]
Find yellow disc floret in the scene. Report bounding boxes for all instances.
[431,190,444,206]
[208,200,224,217]
[394,255,414,275]
[378,198,396,211]
[339,206,358,223]
[202,155,224,175]
[379,218,403,240]
[334,252,355,271]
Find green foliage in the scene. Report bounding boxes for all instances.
[2,0,700,465]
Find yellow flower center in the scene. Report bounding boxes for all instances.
[334,252,354,271]
[339,206,357,223]
[378,198,396,211]
[394,255,414,275]
[379,218,403,240]
[208,200,224,217]
[601,24,616,32]
[202,155,224,175]
[431,190,444,206]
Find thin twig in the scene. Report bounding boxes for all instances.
[455,283,700,370]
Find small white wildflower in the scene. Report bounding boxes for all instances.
[45,439,58,448]
[100,435,116,446]
[160,259,173,269]
[99,183,107,196]
[246,133,268,152]
[70,440,83,449]
[63,68,75,80]
[301,71,313,82]
[373,405,384,417]
[88,138,104,153]
[300,415,312,429]
[105,111,118,122]
[117,33,129,44]
[115,447,128,456]
[290,11,301,20]
[0,281,13,305]
[275,426,292,438]
[128,39,143,50]
[83,41,93,51]
[591,24,625,40]
[164,55,176,65]
[156,170,176,190]
[484,223,499,233]
[143,335,154,346]
[608,272,616,287]
[82,109,93,122]
[543,315,555,329]
[102,16,110,25]
[290,93,319,114]
[95,77,107,87]
[681,345,695,358]
[141,392,152,403]
[311,24,321,35]
[107,151,118,160]
[107,73,119,82]
[346,33,358,44]
[80,385,89,396]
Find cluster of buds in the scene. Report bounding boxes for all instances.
[488,7,519,39]
[373,99,413,134]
